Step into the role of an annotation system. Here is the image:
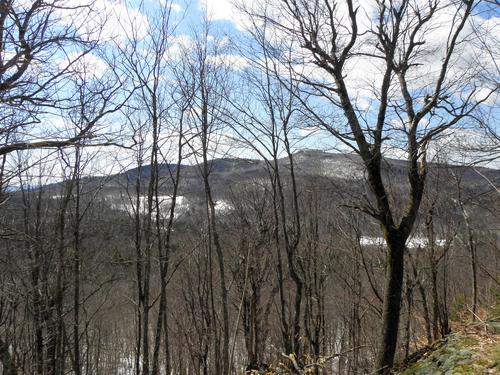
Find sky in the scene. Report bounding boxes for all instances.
[105,0,499,166]
[3,0,499,187]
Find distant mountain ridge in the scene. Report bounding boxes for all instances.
[33,151,499,203]
[113,150,499,187]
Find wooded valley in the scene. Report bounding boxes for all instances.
[0,0,499,374]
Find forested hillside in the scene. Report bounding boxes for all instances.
[0,0,498,374]
[396,301,500,374]
[1,152,499,374]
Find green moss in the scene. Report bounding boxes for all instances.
[450,364,476,374]
[474,358,489,367]
[453,336,478,348]
[399,296,500,375]
[396,334,498,375]
[489,343,500,363]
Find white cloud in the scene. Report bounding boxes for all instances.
[199,0,249,30]
[268,1,497,110]
[206,53,249,70]
[471,87,499,106]
[159,0,183,12]
[298,126,324,137]
[60,52,109,78]
[427,128,500,168]
[165,34,195,60]
[199,0,235,21]
[102,1,150,42]
[57,0,150,43]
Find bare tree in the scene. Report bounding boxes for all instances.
[182,21,232,374]
[245,0,497,372]
[225,18,309,365]
[116,1,185,373]
[0,0,118,156]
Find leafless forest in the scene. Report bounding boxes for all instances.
[0,0,499,374]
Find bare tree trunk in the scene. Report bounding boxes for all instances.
[440,249,451,337]
[269,171,291,355]
[0,338,17,375]
[409,254,432,345]
[375,234,406,374]
[72,146,82,375]
[134,160,143,375]
[48,159,76,375]
[403,272,413,359]
[21,175,45,375]
[430,265,440,339]
[152,116,184,375]
[202,154,230,374]
[457,180,478,321]
[467,229,478,321]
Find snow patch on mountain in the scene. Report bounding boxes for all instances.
[360,236,447,248]
[318,158,364,179]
